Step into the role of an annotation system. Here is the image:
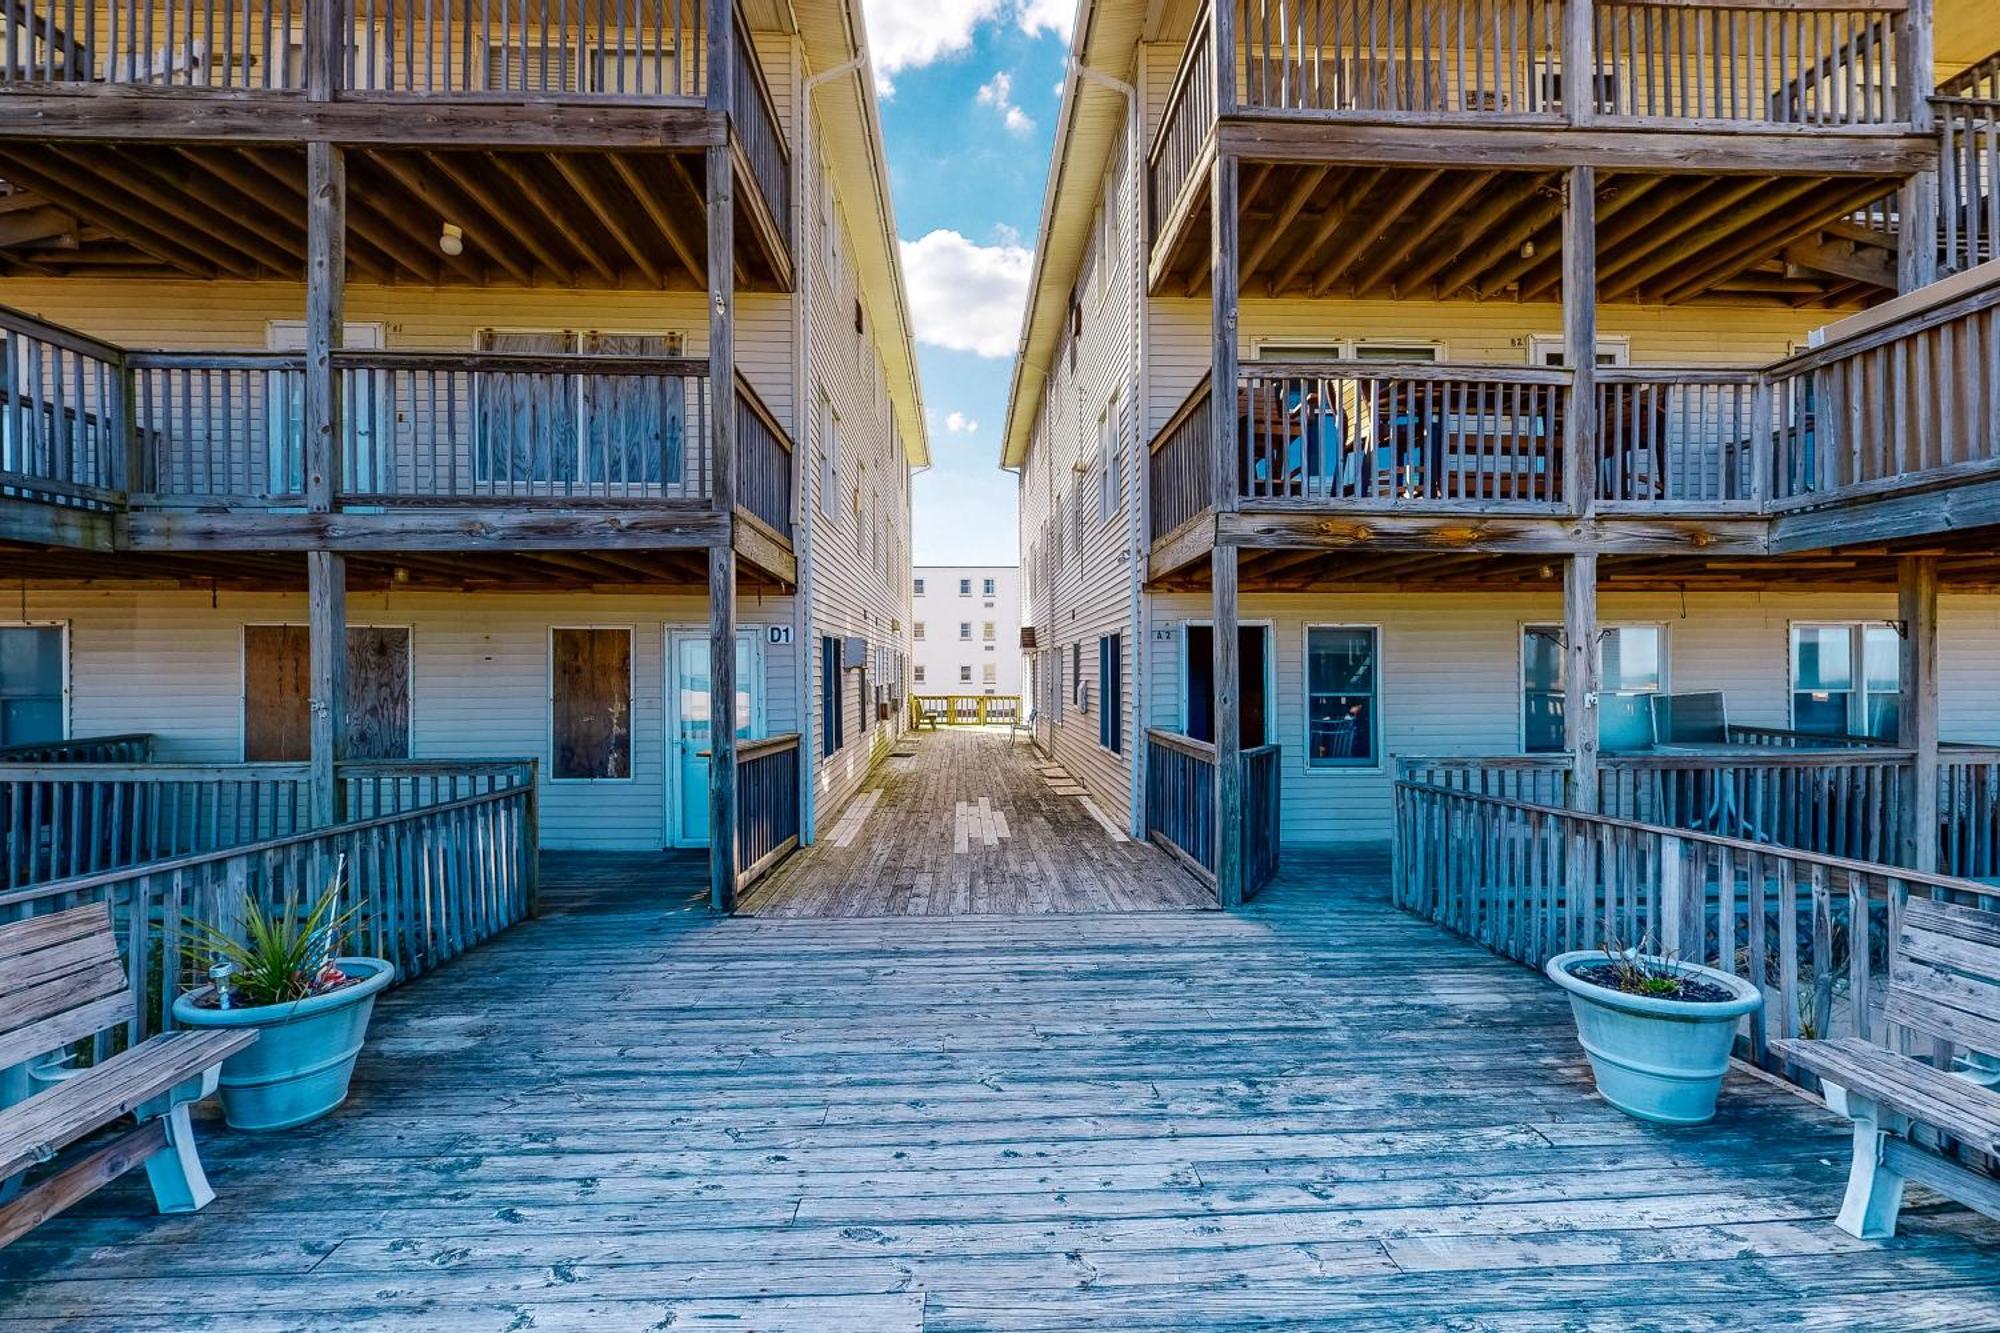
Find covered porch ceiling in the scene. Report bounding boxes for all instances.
[0,540,794,592]
[1154,165,1903,307]
[0,141,787,291]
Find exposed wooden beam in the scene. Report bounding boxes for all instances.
[1599,177,1821,301]
[370,152,535,286]
[1395,171,1552,299]
[1365,171,1493,298]
[1519,174,1711,302]
[229,148,407,283]
[52,146,292,276]
[1266,167,1381,295]
[1238,165,1329,290]
[0,150,218,276]
[608,153,706,289]
[1782,233,1896,290]
[552,154,665,288]
[1431,184,1565,300]
[1311,169,1441,297]
[483,152,614,285]
[1656,179,1905,304]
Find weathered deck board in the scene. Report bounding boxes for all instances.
[3,848,1999,1330]
[740,727,1214,916]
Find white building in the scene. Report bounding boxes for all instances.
[910,567,1022,697]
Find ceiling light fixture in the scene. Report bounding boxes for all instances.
[439,223,464,257]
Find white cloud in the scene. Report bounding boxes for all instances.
[899,229,1033,359]
[862,0,1002,77]
[976,71,1034,134]
[944,411,980,434]
[1015,0,1075,42]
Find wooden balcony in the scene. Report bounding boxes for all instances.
[1148,257,2000,584]
[0,0,793,288]
[0,305,798,579]
[1148,0,1947,306]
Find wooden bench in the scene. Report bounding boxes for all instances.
[1771,898,2000,1239]
[0,901,255,1249]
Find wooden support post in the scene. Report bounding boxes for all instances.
[1210,144,1243,909]
[1561,0,1595,125]
[304,141,344,514]
[1897,0,1937,292]
[1212,544,1243,909]
[1899,555,1939,874]
[705,0,738,911]
[1562,165,1597,516]
[308,549,347,828]
[1564,553,1599,815]
[1212,0,1235,114]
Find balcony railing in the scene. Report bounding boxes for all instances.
[1148,370,1213,538]
[1144,728,1282,899]
[129,346,716,507]
[0,0,708,98]
[734,371,792,539]
[1594,367,1762,508]
[1939,94,1999,277]
[734,732,799,892]
[0,308,127,511]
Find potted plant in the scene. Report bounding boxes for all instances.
[1545,936,1763,1126]
[174,858,395,1132]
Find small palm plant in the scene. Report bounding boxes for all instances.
[184,858,358,1009]
[1600,931,1689,998]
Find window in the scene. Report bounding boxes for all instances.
[1792,623,1900,739]
[820,169,840,283]
[914,622,926,641]
[0,624,64,746]
[1306,627,1379,767]
[472,330,681,487]
[550,628,631,779]
[817,393,838,515]
[959,622,972,641]
[242,625,411,762]
[1096,401,1119,521]
[914,665,926,684]
[1252,340,1443,363]
[983,577,996,596]
[959,665,973,684]
[1098,633,1123,753]
[821,636,845,755]
[982,663,998,685]
[1528,335,1632,368]
[959,578,972,596]
[1072,641,1084,710]
[587,37,677,95]
[982,622,996,642]
[914,578,925,596]
[1523,624,1665,753]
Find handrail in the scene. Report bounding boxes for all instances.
[1147,728,1216,762]
[1148,0,1215,173]
[1150,372,1214,456]
[0,733,152,763]
[735,731,802,764]
[730,5,792,248]
[1938,48,2000,100]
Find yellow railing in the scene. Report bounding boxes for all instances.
[908,695,1022,728]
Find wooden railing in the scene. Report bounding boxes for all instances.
[1237,362,1568,507]
[2,757,535,890]
[1938,95,1999,277]
[1594,369,1762,508]
[0,308,127,511]
[0,733,152,763]
[910,695,1022,726]
[731,7,790,248]
[0,0,713,96]
[735,732,799,890]
[1236,0,1565,119]
[1148,0,1215,238]
[1149,373,1213,538]
[131,348,713,505]
[1392,780,1997,1083]
[734,373,792,540]
[0,781,536,1043]
[1768,273,2000,505]
[1144,729,1282,897]
[1593,0,1905,126]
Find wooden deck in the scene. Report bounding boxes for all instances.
[739,727,1216,916]
[4,848,2000,1330]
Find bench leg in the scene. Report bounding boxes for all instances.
[142,1103,216,1215]
[1835,1093,1909,1240]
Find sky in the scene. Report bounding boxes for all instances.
[864,0,1070,566]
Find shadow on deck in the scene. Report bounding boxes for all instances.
[3,846,1999,1329]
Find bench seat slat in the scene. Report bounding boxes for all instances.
[0,993,134,1073]
[1771,1036,2000,1153]
[0,1030,254,1180]
[0,903,114,959]
[0,960,128,1043]
[0,930,120,995]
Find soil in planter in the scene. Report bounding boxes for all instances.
[1570,963,1738,1004]
[188,967,365,1010]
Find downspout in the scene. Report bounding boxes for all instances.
[1071,57,1146,838]
[794,41,869,844]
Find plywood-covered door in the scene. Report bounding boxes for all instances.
[243,625,411,761]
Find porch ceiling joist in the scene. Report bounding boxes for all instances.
[123,506,732,553]
[1218,508,1773,558]
[0,143,782,291]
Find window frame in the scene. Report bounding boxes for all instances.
[1179,620,1279,745]
[1788,620,1902,740]
[0,620,69,747]
[1249,338,1446,362]
[1518,621,1668,754]
[1098,632,1123,754]
[1527,334,1632,367]
[1302,623,1382,772]
[546,624,636,783]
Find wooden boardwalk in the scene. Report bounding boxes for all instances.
[739,726,1215,916]
[5,849,2000,1330]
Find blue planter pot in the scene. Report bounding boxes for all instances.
[172,957,395,1132]
[1545,952,1763,1126]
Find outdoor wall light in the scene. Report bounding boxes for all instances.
[438,223,465,257]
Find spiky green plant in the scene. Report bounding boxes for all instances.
[183,870,357,1009]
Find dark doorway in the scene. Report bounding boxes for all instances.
[1184,624,1268,749]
